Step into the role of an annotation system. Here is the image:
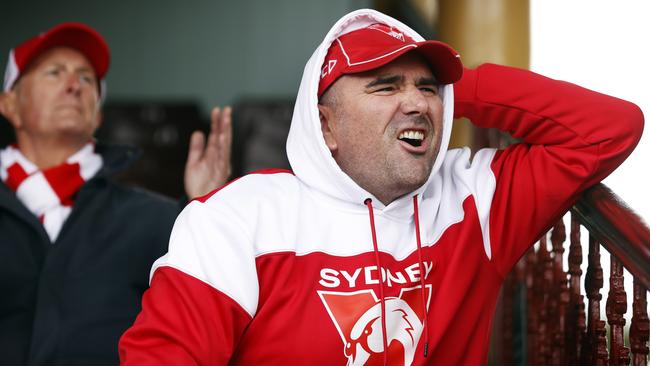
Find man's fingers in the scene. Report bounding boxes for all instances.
[205,107,222,151]
[186,130,206,166]
[206,106,232,161]
[210,107,221,134]
[218,106,233,163]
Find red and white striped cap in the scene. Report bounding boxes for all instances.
[318,23,463,97]
[3,22,110,97]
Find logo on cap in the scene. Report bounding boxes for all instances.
[321,59,338,80]
[367,23,408,42]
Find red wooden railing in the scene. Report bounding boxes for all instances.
[492,184,650,365]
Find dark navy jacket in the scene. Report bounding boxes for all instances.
[0,144,180,366]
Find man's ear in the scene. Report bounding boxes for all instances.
[0,91,21,129]
[318,103,337,153]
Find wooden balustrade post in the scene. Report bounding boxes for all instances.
[566,215,586,364]
[630,279,649,365]
[525,247,538,365]
[535,235,554,364]
[550,220,568,365]
[517,184,650,365]
[606,257,630,365]
[581,235,608,365]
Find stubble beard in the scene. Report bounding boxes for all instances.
[362,120,437,205]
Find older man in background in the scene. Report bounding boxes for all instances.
[0,23,231,365]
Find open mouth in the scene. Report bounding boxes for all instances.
[398,130,424,147]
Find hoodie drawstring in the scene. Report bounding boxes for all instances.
[364,198,389,366]
[364,196,430,363]
[412,195,429,357]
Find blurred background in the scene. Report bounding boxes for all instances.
[1,0,375,197]
[1,1,646,217]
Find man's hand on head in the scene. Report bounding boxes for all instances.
[183,106,232,199]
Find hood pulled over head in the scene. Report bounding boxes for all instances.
[286,9,462,213]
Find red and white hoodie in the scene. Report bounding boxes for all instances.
[119,9,644,366]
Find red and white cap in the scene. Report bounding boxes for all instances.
[318,23,463,97]
[3,22,110,97]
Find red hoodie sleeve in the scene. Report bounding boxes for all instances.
[118,200,256,365]
[454,63,644,276]
[118,267,252,365]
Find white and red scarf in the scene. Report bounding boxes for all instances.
[0,143,103,242]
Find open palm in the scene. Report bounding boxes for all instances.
[184,106,232,199]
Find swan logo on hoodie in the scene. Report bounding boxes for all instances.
[318,285,431,365]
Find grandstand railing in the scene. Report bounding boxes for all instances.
[493,183,649,365]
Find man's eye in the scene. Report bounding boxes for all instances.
[374,86,395,93]
[420,86,439,94]
[80,75,97,85]
[46,69,61,76]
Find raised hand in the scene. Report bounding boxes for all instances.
[183,106,232,199]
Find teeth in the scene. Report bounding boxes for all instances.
[398,130,424,141]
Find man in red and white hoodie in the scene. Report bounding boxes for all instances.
[119,9,644,365]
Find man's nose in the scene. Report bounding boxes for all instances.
[64,73,82,95]
[400,86,428,115]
